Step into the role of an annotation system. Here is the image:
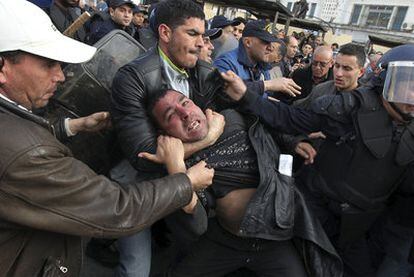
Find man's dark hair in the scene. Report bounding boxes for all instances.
[0,50,23,66]
[274,39,287,58]
[146,87,170,126]
[338,43,366,68]
[234,16,247,25]
[331,42,339,49]
[154,0,205,31]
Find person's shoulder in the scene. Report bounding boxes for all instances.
[314,80,336,91]
[226,47,239,58]
[213,48,239,73]
[118,48,160,76]
[215,47,238,61]
[310,91,357,118]
[0,113,61,153]
[192,59,221,86]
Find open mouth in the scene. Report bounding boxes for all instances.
[188,120,200,132]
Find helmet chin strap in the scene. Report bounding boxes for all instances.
[389,102,414,122]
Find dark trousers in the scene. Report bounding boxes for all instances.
[297,171,376,277]
[170,219,307,277]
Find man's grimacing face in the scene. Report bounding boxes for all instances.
[152,90,208,142]
[163,17,205,69]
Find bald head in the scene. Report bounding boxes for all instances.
[311,46,334,79]
[368,53,382,71]
[313,46,333,60]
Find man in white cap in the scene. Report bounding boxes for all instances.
[0,1,214,276]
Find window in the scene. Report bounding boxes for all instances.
[309,3,317,18]
[287,2,293,11]
[365,5,393,29]
[391,6,408,31]
[350,4,362,25]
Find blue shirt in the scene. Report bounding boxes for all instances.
[213,41,272,96]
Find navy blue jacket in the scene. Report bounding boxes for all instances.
[87,17,134,45]
[214,41,271,95]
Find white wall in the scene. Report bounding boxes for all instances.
[335,0,414,29]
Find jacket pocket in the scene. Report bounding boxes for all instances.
[274,173,295,229]
[39,257,68,277]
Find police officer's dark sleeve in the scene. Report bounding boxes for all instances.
[238,88,323,135]
[273,133,309,154]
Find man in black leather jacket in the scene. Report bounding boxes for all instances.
[111,0,234,173]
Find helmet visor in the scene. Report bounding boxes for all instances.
[383,61,414,105]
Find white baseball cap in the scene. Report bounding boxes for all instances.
[0,0,96,63]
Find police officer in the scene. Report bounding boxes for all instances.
[87,0,135,45]
[222,44,414,277]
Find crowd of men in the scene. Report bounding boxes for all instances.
[1,0,414,277]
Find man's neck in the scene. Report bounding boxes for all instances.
[313,74,328,85]
[158,46,187,75]
[336,82,359,92]
[244,50,258,68]
[0,92,30,112]
[111,19,127,30]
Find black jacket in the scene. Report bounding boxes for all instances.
[240,113,343,277]
[291,65,333,101]
[87,15,135,45]
[111,47,231,172]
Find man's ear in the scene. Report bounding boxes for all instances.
[0,57,6,85]
[358,67,365,78]
[158,23,172,44]
[109,7,115,18]
[243,37,251,48]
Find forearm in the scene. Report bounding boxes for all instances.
[167,156,198,214]
[238,88,321,135]
[263,80,273,92]
[273,132,308,154]
[2,146,193,238]
[165,158,198,214]
[184,139,213,158]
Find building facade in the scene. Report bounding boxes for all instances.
[280,0,414,43]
